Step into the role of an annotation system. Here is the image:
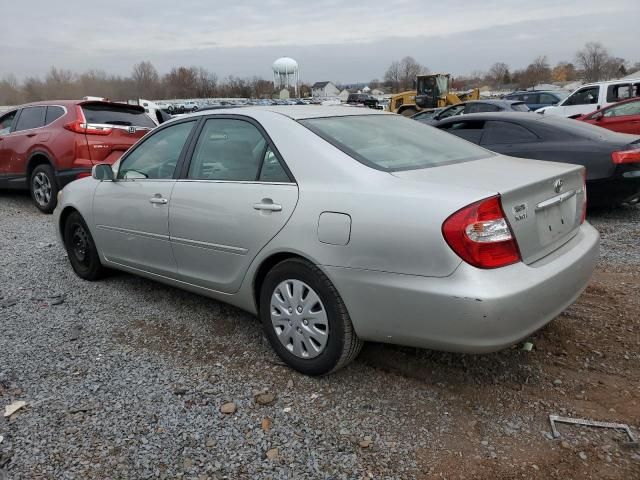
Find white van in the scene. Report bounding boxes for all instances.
[538,78,640,117]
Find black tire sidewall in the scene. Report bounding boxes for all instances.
[30,164,58,213]
[259,260,348,376]
[63,212,103,280]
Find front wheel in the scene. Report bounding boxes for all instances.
[63,211,106,281]
[30,164,58,213]
[259,258,363,375]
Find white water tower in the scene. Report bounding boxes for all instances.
[273,57,299,96]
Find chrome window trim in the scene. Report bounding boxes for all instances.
[175,179,297,186]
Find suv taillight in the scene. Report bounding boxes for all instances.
[442,195,521,269]
[64,106,112,136]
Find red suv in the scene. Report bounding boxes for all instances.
[0,100,155,212]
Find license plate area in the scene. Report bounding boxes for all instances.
[536,194,577,245]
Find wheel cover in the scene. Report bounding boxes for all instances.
[32,172,52,207]
[270,279,329,359]
[71,224,90,264]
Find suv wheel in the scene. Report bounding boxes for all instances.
[30,164,58,213]
[259,258,363,376]
[63,211,106,281]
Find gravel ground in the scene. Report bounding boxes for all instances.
[1,191,639,480]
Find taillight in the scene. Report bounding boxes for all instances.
[63,105,112,136]
[442,195,521,269]
[611,149,640,164]
[580,169,587,224]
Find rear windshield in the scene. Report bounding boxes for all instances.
[300,114,492,171]
[81,103,156,128]
[511,102,531,112]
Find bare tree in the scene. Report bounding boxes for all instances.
[488,62,509,88]
[132,61,160,98]
[399,56,427,91]
[0,75,22,105]
[576,42,614,82]
[384,60,402,92]
[383,57,428,93]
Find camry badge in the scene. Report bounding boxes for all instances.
[553,179,564,193]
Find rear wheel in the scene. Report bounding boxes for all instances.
[259,258,363,375]
[30,164,58,213]
[63,211,106,281]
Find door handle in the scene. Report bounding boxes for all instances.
[253,202,282,212]
[26,133,36,138]
[149,197,168,205]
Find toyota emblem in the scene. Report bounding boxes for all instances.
[553,179,564,193]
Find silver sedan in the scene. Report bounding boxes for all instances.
[54,106,599,375]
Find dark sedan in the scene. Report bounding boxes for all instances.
[434,112,640,207]
[503,90,569,111]
[416,100,530,125]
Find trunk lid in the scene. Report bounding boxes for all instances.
[81,102,155,164]
[392,155,585,265]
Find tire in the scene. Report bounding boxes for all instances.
[259,258,363,375]
[30,164,58,213]
[63,211,106,281]
[400,107,417,117]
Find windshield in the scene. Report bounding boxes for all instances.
[511,103,531,112]
[300,114,492,172]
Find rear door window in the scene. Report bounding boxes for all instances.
[539,93,559,104]
[44,106,65,125]
[564,86,599,106]
[606,84,632,103]
[187,118,268,181]
[482,121,538,145]
[14,106,46,132]
[81,103,156,128]
[438,120,485,143]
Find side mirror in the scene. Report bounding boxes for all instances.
[92,163,115,181]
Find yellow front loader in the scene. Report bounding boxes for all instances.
[388,74,480,116]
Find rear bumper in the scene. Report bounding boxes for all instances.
[56,168,91,189]
[323,222,599,353]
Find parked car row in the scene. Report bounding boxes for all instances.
[54,106,599,375]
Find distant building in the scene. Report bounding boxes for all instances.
[338,89,350,101]
[279,88,290,100]
[312,81,340,98]
[371,88,385,96]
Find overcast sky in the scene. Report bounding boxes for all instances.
[2,0,639,83]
